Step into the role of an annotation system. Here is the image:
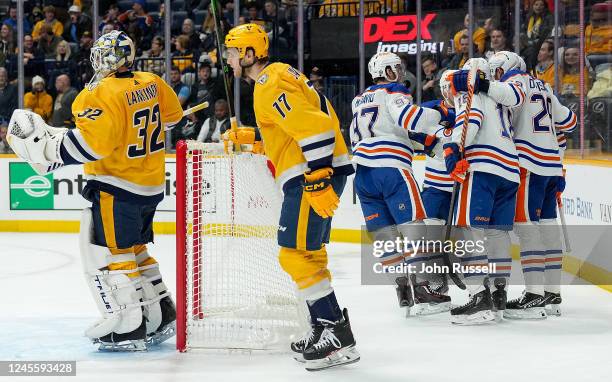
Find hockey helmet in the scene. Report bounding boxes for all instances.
[439,69,458,107]
[225,23,269,60]
[368,52,404,82]
[488,51,523,80]
[463,57,492,80]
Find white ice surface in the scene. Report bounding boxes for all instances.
[1,233,611,382]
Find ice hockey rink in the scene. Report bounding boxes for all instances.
[1,232,611,382]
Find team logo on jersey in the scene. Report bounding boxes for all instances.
[257,74,268,85]
[443,128,453,137]
[394,97,407,106]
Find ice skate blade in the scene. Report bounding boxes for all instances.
[293,354,306,363]
[94,339,147,352]
[504,307,547,320]
[408,302,451,316]
[146,322,176,347]
[545,304,561,316]
[493,310,504,322]
[451,310,496,325]
[304,346,360,371]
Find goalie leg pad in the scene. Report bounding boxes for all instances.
[79,208,144,341]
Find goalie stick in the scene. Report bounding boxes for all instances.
[442,65,479,290]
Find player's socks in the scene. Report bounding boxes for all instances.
[542,291,562,316]
[303,308,360,371]
[306,290,343,324]
[451,284,495,325]
[504,291,547,319]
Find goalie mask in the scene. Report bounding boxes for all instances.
[488,51,522,81]
[368,52,404,83]
[88,30,135,89]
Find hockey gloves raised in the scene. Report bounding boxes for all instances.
[227,127,256,145]
[303,167,340,218]
[409,132,438,157]
[451,70,489,94]
[443,143,469,183]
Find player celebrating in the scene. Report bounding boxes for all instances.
[441,58,520,325]
[7,31,183,350]
[453,51,576,318]
[350,52,451,316]
[223,24,358,371]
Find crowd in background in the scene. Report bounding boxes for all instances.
[0,0,610,154]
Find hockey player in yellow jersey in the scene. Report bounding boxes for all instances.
[6,31,183,351]
[225,23,359,371]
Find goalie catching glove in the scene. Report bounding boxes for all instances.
[303,167,340,218]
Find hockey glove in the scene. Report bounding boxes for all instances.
[443,143,470,183]
[409,132,438,157]
[556,170,566,206]
[451,70,489,94]
[226,127,256,145]
[303,167,340,219]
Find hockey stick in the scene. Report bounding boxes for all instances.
[557,199,572,252]
[182,101,209,117]
[210,0,235,131]
[442,66,478,290]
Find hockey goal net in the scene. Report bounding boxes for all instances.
[175,140,308,351]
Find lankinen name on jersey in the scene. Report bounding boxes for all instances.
[125,83,158,106]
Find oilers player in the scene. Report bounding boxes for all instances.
[441,58,520,325]
[452,51,576,318]
[350,52,451,316]
[223,24,358,370]
[7,31,183,350]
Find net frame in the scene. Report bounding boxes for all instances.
[176,140,308,352]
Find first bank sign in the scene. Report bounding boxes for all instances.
[364,13,445,54]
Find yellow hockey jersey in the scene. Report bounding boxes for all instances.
[63,71,183,202]
[253,63,354,190]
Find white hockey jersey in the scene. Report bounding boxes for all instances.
[486,70,577,176]
[451,91,520,184]
[350,83,442,170]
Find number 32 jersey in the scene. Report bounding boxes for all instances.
[62,71,183,203]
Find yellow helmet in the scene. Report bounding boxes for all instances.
[224,23,269,60]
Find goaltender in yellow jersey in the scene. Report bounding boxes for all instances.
[225,23,359,371]
[6,31,182,351]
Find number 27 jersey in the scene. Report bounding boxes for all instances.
[66,71,183,202]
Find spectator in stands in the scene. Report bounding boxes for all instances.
[319,0,358,17]
[140,36,166,76]
[173,35,196,74]
[246,2,263,20]
[309,66,324,93]
[18,34,43,81]
[24,75,53,122]
[32,5,63,42]
[484,29,510,60]
[0,24,15,67]
[182,19,202,52]
[170,66,191,107]
[448,34,478,69]
[99,3,120,34]
[521,0,553,69]
[55,40,72,62]
[196,99,230,143]
[0,67,17,123]
[190,61,220,121]
[560,46,590,97]
[421,56,442,102]
[63,5,92,45]
[532,40,555,87]
[587,63,612,99]
[38,24,63,58]
[585,2,612,55]
[101,23,115,36]
[199,2,230,63]
[74,31,94,86]
[238,16,250,25]
[0,122,12,154]
[453,14,486,54]
[118,0,154,48]
[51,74,77,128]
[3,5,32,36]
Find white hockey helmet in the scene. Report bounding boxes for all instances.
[517,55,527,72]
[462,57,491,80]
[88,30,136,88]
[488,51,522,81]
[368,52,404,82]
[439,69,458,107]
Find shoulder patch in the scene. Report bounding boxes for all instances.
[257,73,269,85]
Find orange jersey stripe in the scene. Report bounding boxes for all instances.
[465,150,519,168]
[516,146,561,162]
[355,146,413,159]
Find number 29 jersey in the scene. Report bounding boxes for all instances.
[67,71,183,203]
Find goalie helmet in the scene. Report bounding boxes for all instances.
[225,23,269,60]
[488,51,522,80]
[88,30,135,88]
[462,57,492,80]
[368,52,404,82]
[439,69,458,107]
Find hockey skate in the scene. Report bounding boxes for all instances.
[94,318,148,352]
[406,275,451,317]
[542,292,562,316]
[504,291,547,319]
[146,296,177,347]
[491,278,507,322]
[303,308,360,371]
[451,286,495,325]
[291,324,324,363]
[395,277,411,307]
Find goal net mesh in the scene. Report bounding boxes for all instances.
[176,141,308,351]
